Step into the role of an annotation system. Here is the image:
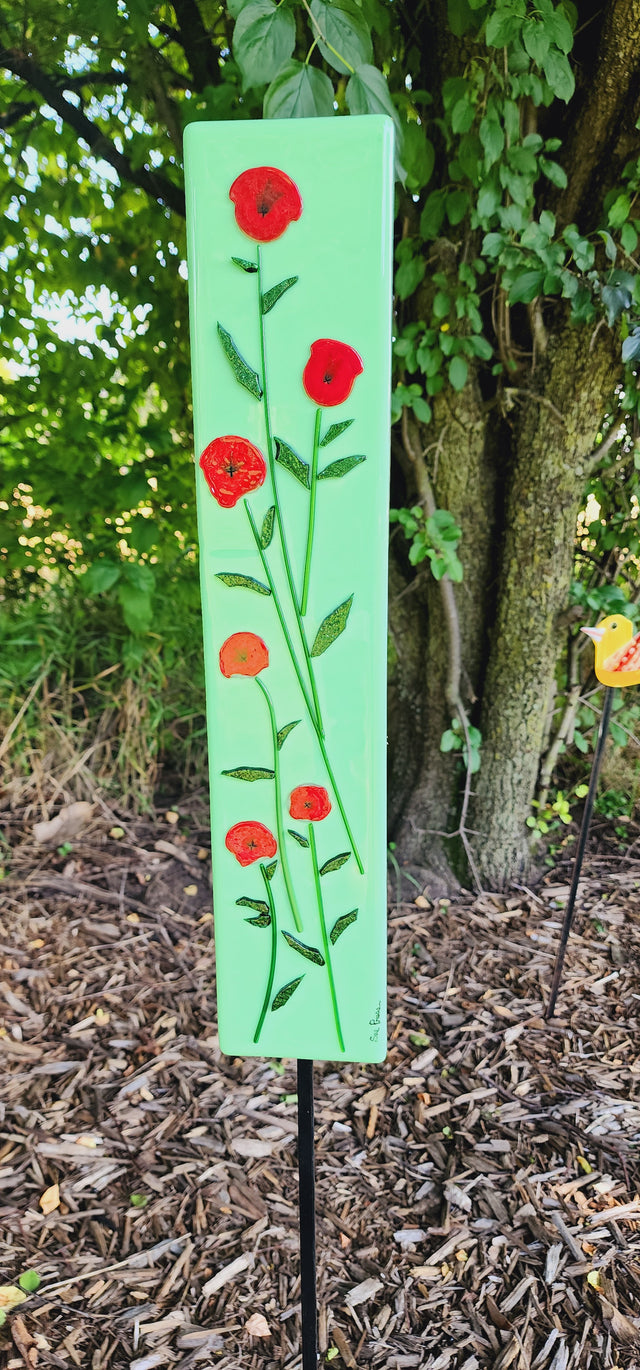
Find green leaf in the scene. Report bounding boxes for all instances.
[276,720,300,750]
[264,60,335,118]
[272,975,304,1011]
[522,18,549,64]
[403,125,435,191]
[622,331,640,363]
[216,573,271,595]
[310,595,353,656]
[275,438,310,488]
[608,194,632,230]
[217,324,263,399]
[319,851,351,875]
[542,48,575,102]
[446,190,469,225]
[288,828,310,847]
[282,931,325,965]
[83,561,121,594]
[621,221,638,254]
[236,897,270,913]
[18,1270,41,1293]
[221,766,275,780]
[508,270,545,304]
[233,0,296,88]
[318,455,366,480]
[330,909,358,945]
[345,64,402,135]
[264,860,277,880]
[262,276,298,314]
[448,356,468,391]
[232,256,258,272]
[485,9,523,46]
[320,419,354,446]
[539,157,568,189]
[247,913,272,927]
[117,584,152,635]
[309,0,373,75]
[261,505,275,548]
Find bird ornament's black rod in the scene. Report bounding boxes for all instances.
[297,1059,318,1369]
[545,685,615,1019]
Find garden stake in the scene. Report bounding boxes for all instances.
[545,684,614,1019]
[297,1059,318,1369]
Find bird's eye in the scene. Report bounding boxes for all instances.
[612,621,618,628]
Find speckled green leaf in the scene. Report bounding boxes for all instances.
[320,419,354,447]
[232,256,258,272]
[236,897,270,913]
[217,323,262,399]
[247,913,271,928]
[262,276,298,314]
[288,828,309,847]
[310,595,353,656]
[330,909,358,944]
[275,438,310,488]
[282,932,325,966]
[272,975,304,1011]
[264,860,277,880]
[222,766,275,780]
[277,720,300,750]
[261,505,275,548]
[216,573,271,595]
[319,852,351,876]
[318,455,366,480]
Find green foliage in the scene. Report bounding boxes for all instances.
[390,505,463,581]
[440,716,482,773]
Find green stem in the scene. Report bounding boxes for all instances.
[246,499,364,875]
[256,247,324,737]
[255,675,304,934]
[309,823,345,1054]
[253,864,278,1045]
[301,407,322,616]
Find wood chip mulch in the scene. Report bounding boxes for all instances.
[2,800,640,1369]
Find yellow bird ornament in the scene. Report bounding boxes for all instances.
[582,613,640,688]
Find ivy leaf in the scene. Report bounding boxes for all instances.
[448,356,468,391]
[309,0,373,76]
[282,931,325,965]
[330,909,358,945]
[221,766,275,780]
[275,438,310,488]
[272,975,304,1011]
[320,419,354,447]
[232,256,258,272]
[264,860,277,880]
[261,276,298,314]
[264,59,335,118]
[539,157,568,189]
[236,897,270,913]
[216,573,271,595]
[345,64,402,136]
[247,913,272,927]
[522,18,550,66]
[543,49,575,102]
[261,505,275,548]
[318,455,366,480]
[310,595,353,656]
[233,0,296,89]
[508,270,545,304]
[288,828,309,847]
[217,324,262,399]
[319,851,351,875]
[622,331,640,363]
[276,720,300,750]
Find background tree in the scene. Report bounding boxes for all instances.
[1,0,639,885]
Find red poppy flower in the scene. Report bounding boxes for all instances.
[220,632,269,678]
[289,785,332,822]
[302,339,363,408]
[229,167,303,243]
[199,436,266,509]
[225,821,277,867]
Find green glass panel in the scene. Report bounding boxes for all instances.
[184,117,393,1063]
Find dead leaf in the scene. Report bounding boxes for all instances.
[11,1313,38,1368]
[0,1287,27,1312]
[245,1313,271,1337]
[39,1184,60,1215]
[485,1294,511,1331]
[165,810,179,824]
[33,802,93,846]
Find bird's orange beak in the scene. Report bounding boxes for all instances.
[581,625,605,642]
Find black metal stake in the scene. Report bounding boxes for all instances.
[545,685,615,1019]
[297,1058,318,1369]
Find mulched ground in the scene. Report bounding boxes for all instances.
[2,794,640,1370]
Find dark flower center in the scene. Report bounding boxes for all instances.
[323,371,334,384]
[224,460,239,477]
[247,839,257,849]
[257,184,283,217]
